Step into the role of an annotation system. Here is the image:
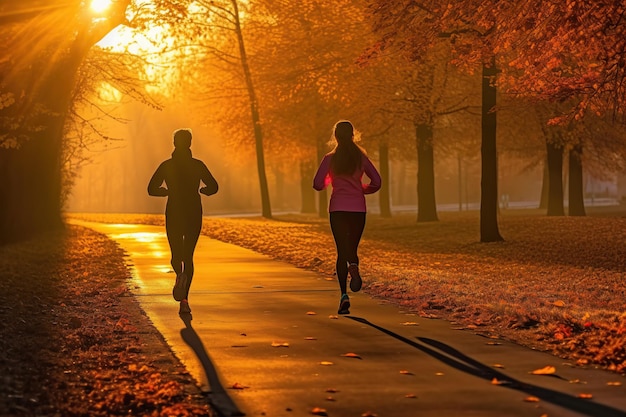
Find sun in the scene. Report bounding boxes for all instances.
[90,0,113,14]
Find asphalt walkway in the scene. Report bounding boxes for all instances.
[71,220,626,417]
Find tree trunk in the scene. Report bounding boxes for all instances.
[416,123,438,222]
[546,140,565,216]
[378,143,392,218]
[457,154,463,211]
[539,159,549,209]
[232,0,271,218]
[568,144,586,216]
[480,59,503,242]
[300,160,316,213]
[0,2,130,244]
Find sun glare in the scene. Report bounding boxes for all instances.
[90,0,112,14]
[94,2,182,98]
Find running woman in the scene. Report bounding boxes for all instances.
[313,120,381,315]
[148,128,218,315]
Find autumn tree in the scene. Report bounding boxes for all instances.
[176,0,273,218]
[494,1,626,124]
[367,42,481,222]
[0,0,132,244]
[366,0,506,241]
[235,0,368,217]
[491,2,626,215]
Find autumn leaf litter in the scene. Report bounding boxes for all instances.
[4,208,626,415]
[0,226,214,416]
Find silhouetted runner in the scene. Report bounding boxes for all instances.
[313,120,381,315]
[148,128,218,314]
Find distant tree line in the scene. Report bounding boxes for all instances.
[1,0,625,244]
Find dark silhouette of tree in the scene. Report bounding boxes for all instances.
[568,144,586,216]
[377,142,392,217]
[416,123,437,222]
[545,139,565,216]
[366,2,503,240]
[184,0,272,218]
[0,0,130,244]
[479,59,502,240]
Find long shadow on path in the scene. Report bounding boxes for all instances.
[179,313,245,417]
[347,316,626,417]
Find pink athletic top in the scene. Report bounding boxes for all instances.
[313,152,382,212]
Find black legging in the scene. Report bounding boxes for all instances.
[165,204,202,299]
[329,211,366,294]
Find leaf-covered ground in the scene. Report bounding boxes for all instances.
[70,207,626,375]
[0,226,215,416]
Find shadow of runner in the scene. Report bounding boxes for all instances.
[179,313,245,417]
[347,316,626,417]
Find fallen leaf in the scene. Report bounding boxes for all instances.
[320,361,334,366]
[271,341,289,347]
[304,337,317,341]
[329,315,339,320]
[486,341,502,346]
[399,370,414,375]
[401,321,419,326]
[405,393,417,398]
[607,381,622,386]
[569,379,587,384]
[531,365,556,375]
[341,352,362,359]
[229,382,248,390]
[311,407,328,416]
[552,300,566,307]
[435,372,444,376]
[307,311,317,315]
[326,388,339,393]
[578,393,593,399]
[524,396,540,402]
[491,378,511,385]
[492,364,505,369]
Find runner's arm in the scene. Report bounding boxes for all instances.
[362,156,381,194]
[199,162,219,196]
[147,164,168,196]
[313,154,332,191]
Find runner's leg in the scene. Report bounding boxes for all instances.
[165,213,184,274]
[330,211,350,295]
[346,212,366,265]
[181,212,202,299]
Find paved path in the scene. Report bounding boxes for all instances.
[71,220,626,417]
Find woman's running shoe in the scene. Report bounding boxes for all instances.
[338,294,351,315]
[173,273,189,301]
[348,263,362,292]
